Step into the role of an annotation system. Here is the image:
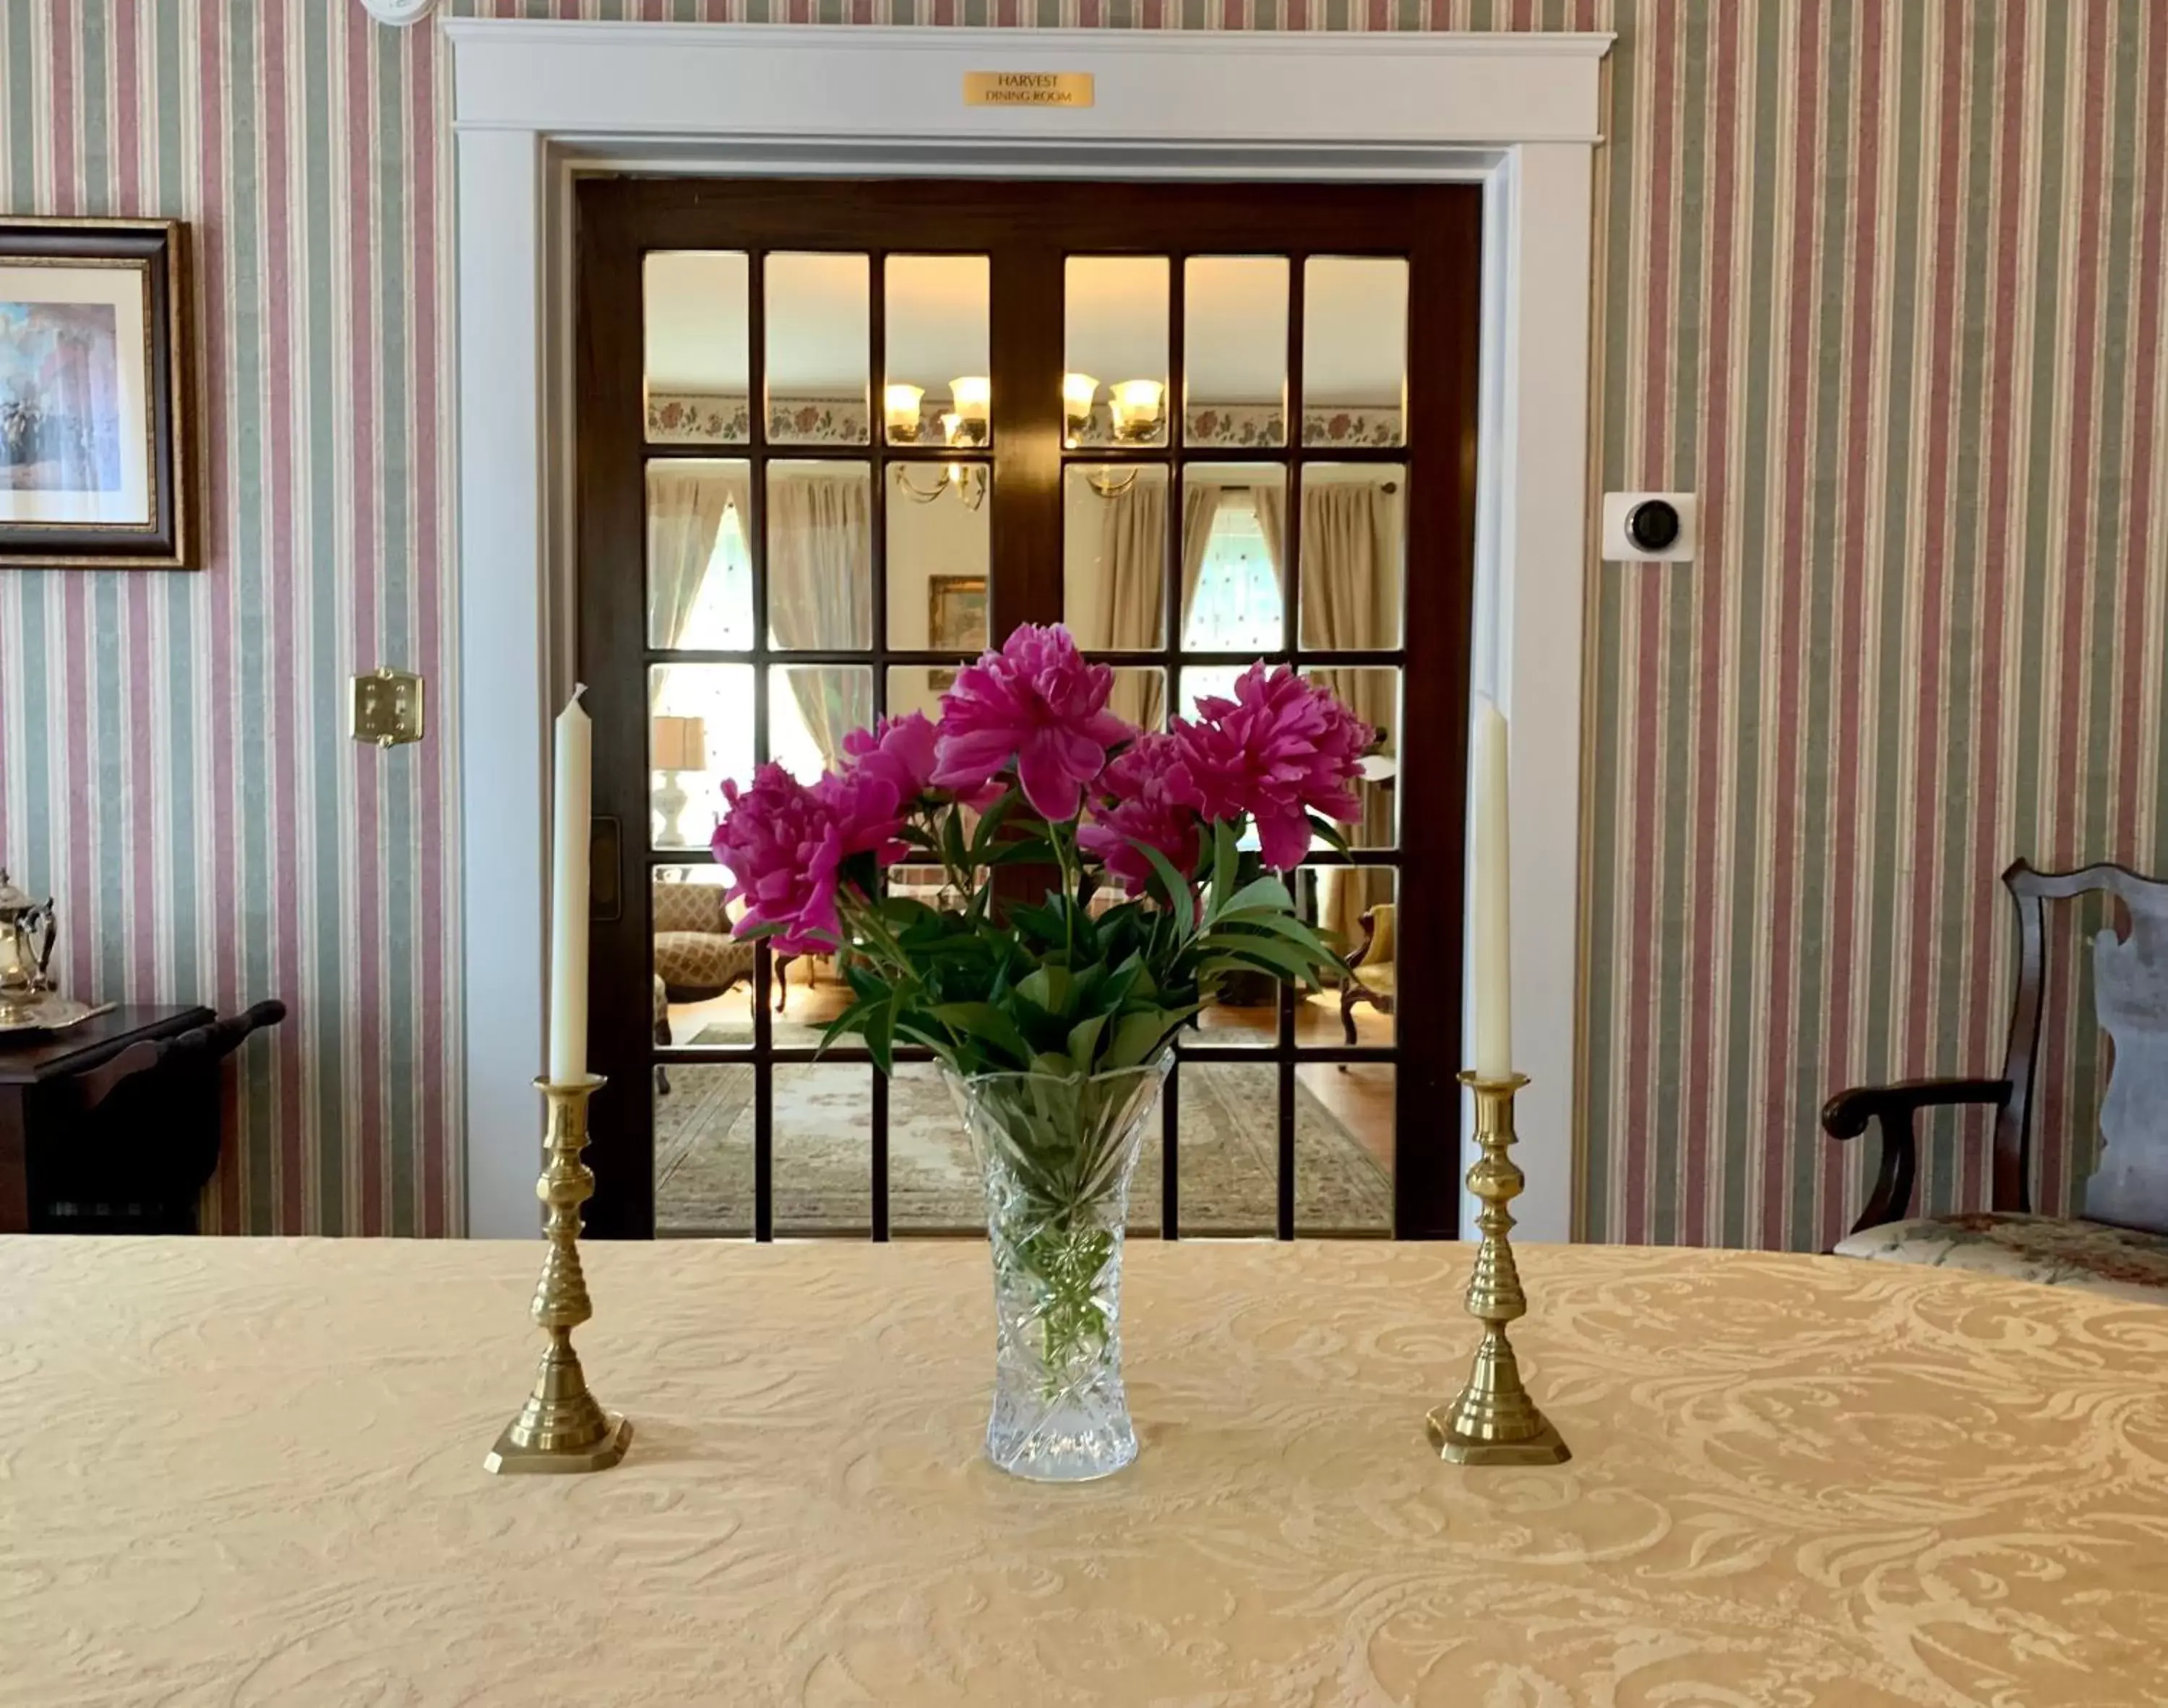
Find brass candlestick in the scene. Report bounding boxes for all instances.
[1427,1071,1570,1466]
[485,1074,632,1475]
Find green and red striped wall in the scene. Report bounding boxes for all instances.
[1,0,2161,1244]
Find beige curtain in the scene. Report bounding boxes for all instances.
[767,470,872,767]
[646,462,744,707]
[1176,483,1224,658]
[1094,478,1167,730]
[1091,479,1232,729]
[1302,479,1402,952]
[1251,483,1286,600]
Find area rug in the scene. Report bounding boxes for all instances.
[655,1043,1393,1237]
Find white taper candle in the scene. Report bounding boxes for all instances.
[547,686,592,1084]
[1471,695,1513,1079]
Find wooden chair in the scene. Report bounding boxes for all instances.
[1822,861,2168,1300]
[1340,902,1397,1046]
[33,1000,285,1234]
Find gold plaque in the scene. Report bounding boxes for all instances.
[964,71,1095,109]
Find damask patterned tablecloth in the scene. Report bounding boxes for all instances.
[4,1237,2165,1707]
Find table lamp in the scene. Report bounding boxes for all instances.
[650,714,707,846]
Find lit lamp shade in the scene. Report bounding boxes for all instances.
[1061,371,1098,441]
[950,375,991,446]
[883,382,925,442]
[1109,379,1164,441]
[650,714,707,772]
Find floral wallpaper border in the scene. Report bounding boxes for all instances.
[647,390,1403,452]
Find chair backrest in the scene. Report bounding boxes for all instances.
[652,879,727,936]
[1998,862,2168,1235]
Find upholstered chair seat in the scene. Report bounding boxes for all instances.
[1833,1212,2168,1304]
[1823,861,2168,1305]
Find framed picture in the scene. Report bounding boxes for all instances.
[927,574,986,690]
[0,218,190,569]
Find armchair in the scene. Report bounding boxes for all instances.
[1341,902,1396,1046]
[1823,860,2168,1300]
[651,878,763,1013]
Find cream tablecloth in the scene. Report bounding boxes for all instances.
[4,1237,2166,1706]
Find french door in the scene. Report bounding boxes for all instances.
[574,178,1481,1241]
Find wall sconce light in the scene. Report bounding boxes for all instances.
[884,382,925,443]
[949,376,991,447]
[1109,379,1164,443]
[1062,372,1098,443]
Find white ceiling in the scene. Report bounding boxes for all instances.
[643,249,1407,407]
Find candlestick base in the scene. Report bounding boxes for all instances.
[1429,1071,1571,1467]
[484,1074,632,1477]
[486,1407,632,1475]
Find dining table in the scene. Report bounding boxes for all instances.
[4,1235,2164,1705]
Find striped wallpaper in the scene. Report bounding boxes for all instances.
[0,1,458,1235]
[1,1,2161,1246]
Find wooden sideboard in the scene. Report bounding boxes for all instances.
[0,1004,215,1233]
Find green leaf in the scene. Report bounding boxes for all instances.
[1103,1004,1202,1069]
[928,1001,1033,1066]
[1016,965,1075,1017]
[1065,1011,1109,1072]
[967,790,1018,860]
[864,998,896,1075]
[1307,813,1351,853]
[1206,818,1240,919]
[1138,842,1197,936]
[1197,933,1328,982]
[1209,910,1341,959]
[940,802,970,873]
[984,837,1056,868]
[1213,874,1297,920]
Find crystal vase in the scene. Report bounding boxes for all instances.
[945,1058,1171,1482]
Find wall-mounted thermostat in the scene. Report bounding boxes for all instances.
[1601,492,1697,563]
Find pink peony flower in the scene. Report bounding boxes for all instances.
[710,763,845,954]
[842,713,939,798]
[1079,733,1204,894]
[810,764,910,870]
[932,623,1135,822]
[842,712,1001,811]
[1171,665,1374,871]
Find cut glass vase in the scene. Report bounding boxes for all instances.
[944,1058,1171,1483]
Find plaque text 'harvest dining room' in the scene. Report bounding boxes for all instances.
[963,72,1096,108]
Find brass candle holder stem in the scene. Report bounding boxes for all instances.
[1427,1071,1570,1466]
[485,1074,632,1475]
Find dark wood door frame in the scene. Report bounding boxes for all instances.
[575,176,1482,1241]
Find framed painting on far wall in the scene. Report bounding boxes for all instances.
[927,574,986,691]
[0,218,190,569]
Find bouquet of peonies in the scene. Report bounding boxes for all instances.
[713,622,1375,1478]
[710,622,1376,1077]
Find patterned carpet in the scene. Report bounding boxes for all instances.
[655,1045,1393,1237]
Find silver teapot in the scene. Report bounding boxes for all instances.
[0,869,57,1022]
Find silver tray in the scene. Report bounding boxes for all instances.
[0,998,113,1037]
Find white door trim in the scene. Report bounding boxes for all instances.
[447,20,1612,1240]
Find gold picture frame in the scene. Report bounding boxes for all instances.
[927,573,987,690]
[0,217,192,570]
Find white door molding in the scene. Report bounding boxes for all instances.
[447,20,1612,1240]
